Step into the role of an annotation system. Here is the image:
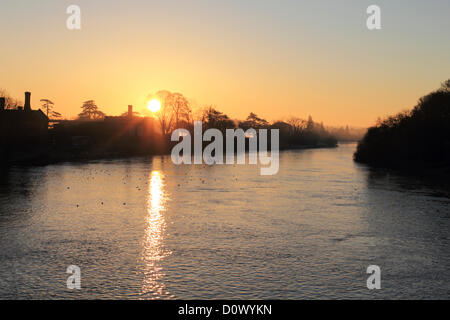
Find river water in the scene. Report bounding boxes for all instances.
[0,143,449,299]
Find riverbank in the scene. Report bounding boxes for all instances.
[0,140,338,167]
[353,80,450,176]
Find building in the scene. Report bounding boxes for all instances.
[51,105,159,155]
[0,92,49,146]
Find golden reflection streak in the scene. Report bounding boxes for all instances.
[141,170,173,298]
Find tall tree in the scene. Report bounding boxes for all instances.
[202,106,235,131]
[152,91,192,135]
[170,92,191,129]
[40,99,54,118]
[154,90,174,136]
[40,99,62,119]
[240,112,269,130]
[78,100,106,120]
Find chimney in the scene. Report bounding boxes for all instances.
[0,97,5,111]
[128,105,133,118]
[24,91,31,111]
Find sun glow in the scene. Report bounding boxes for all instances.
[147,99,161,112]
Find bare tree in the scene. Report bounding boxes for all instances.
[154,90,174,136]
[287,117,307,134]
[152,90,192,135]
[170,92,191,129]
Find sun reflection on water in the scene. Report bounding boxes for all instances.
[141,170,173,298]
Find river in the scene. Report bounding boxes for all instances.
[0,143,449,299]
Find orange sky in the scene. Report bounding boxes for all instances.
[1,1,449,127]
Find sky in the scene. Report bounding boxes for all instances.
[1,0,449,127]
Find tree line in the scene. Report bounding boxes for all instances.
[149,90,336,148]
[1,88,337,148]
[354,79,450,169]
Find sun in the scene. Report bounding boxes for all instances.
[147,99,161,112]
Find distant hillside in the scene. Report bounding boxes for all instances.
[354,80,450,171]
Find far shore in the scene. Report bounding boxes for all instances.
[1,142,342,167]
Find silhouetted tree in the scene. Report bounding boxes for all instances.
[202,106,235,131]
[271,121,293,136]
[40,99,54,117]
[153,90,173,136]
[40,99,62,119]
[150,91,192,135]
[239,112,269,130]
[170,92,191,129]
[51,111,62,119]
[287,117,307,134]
[78,100,106,120]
